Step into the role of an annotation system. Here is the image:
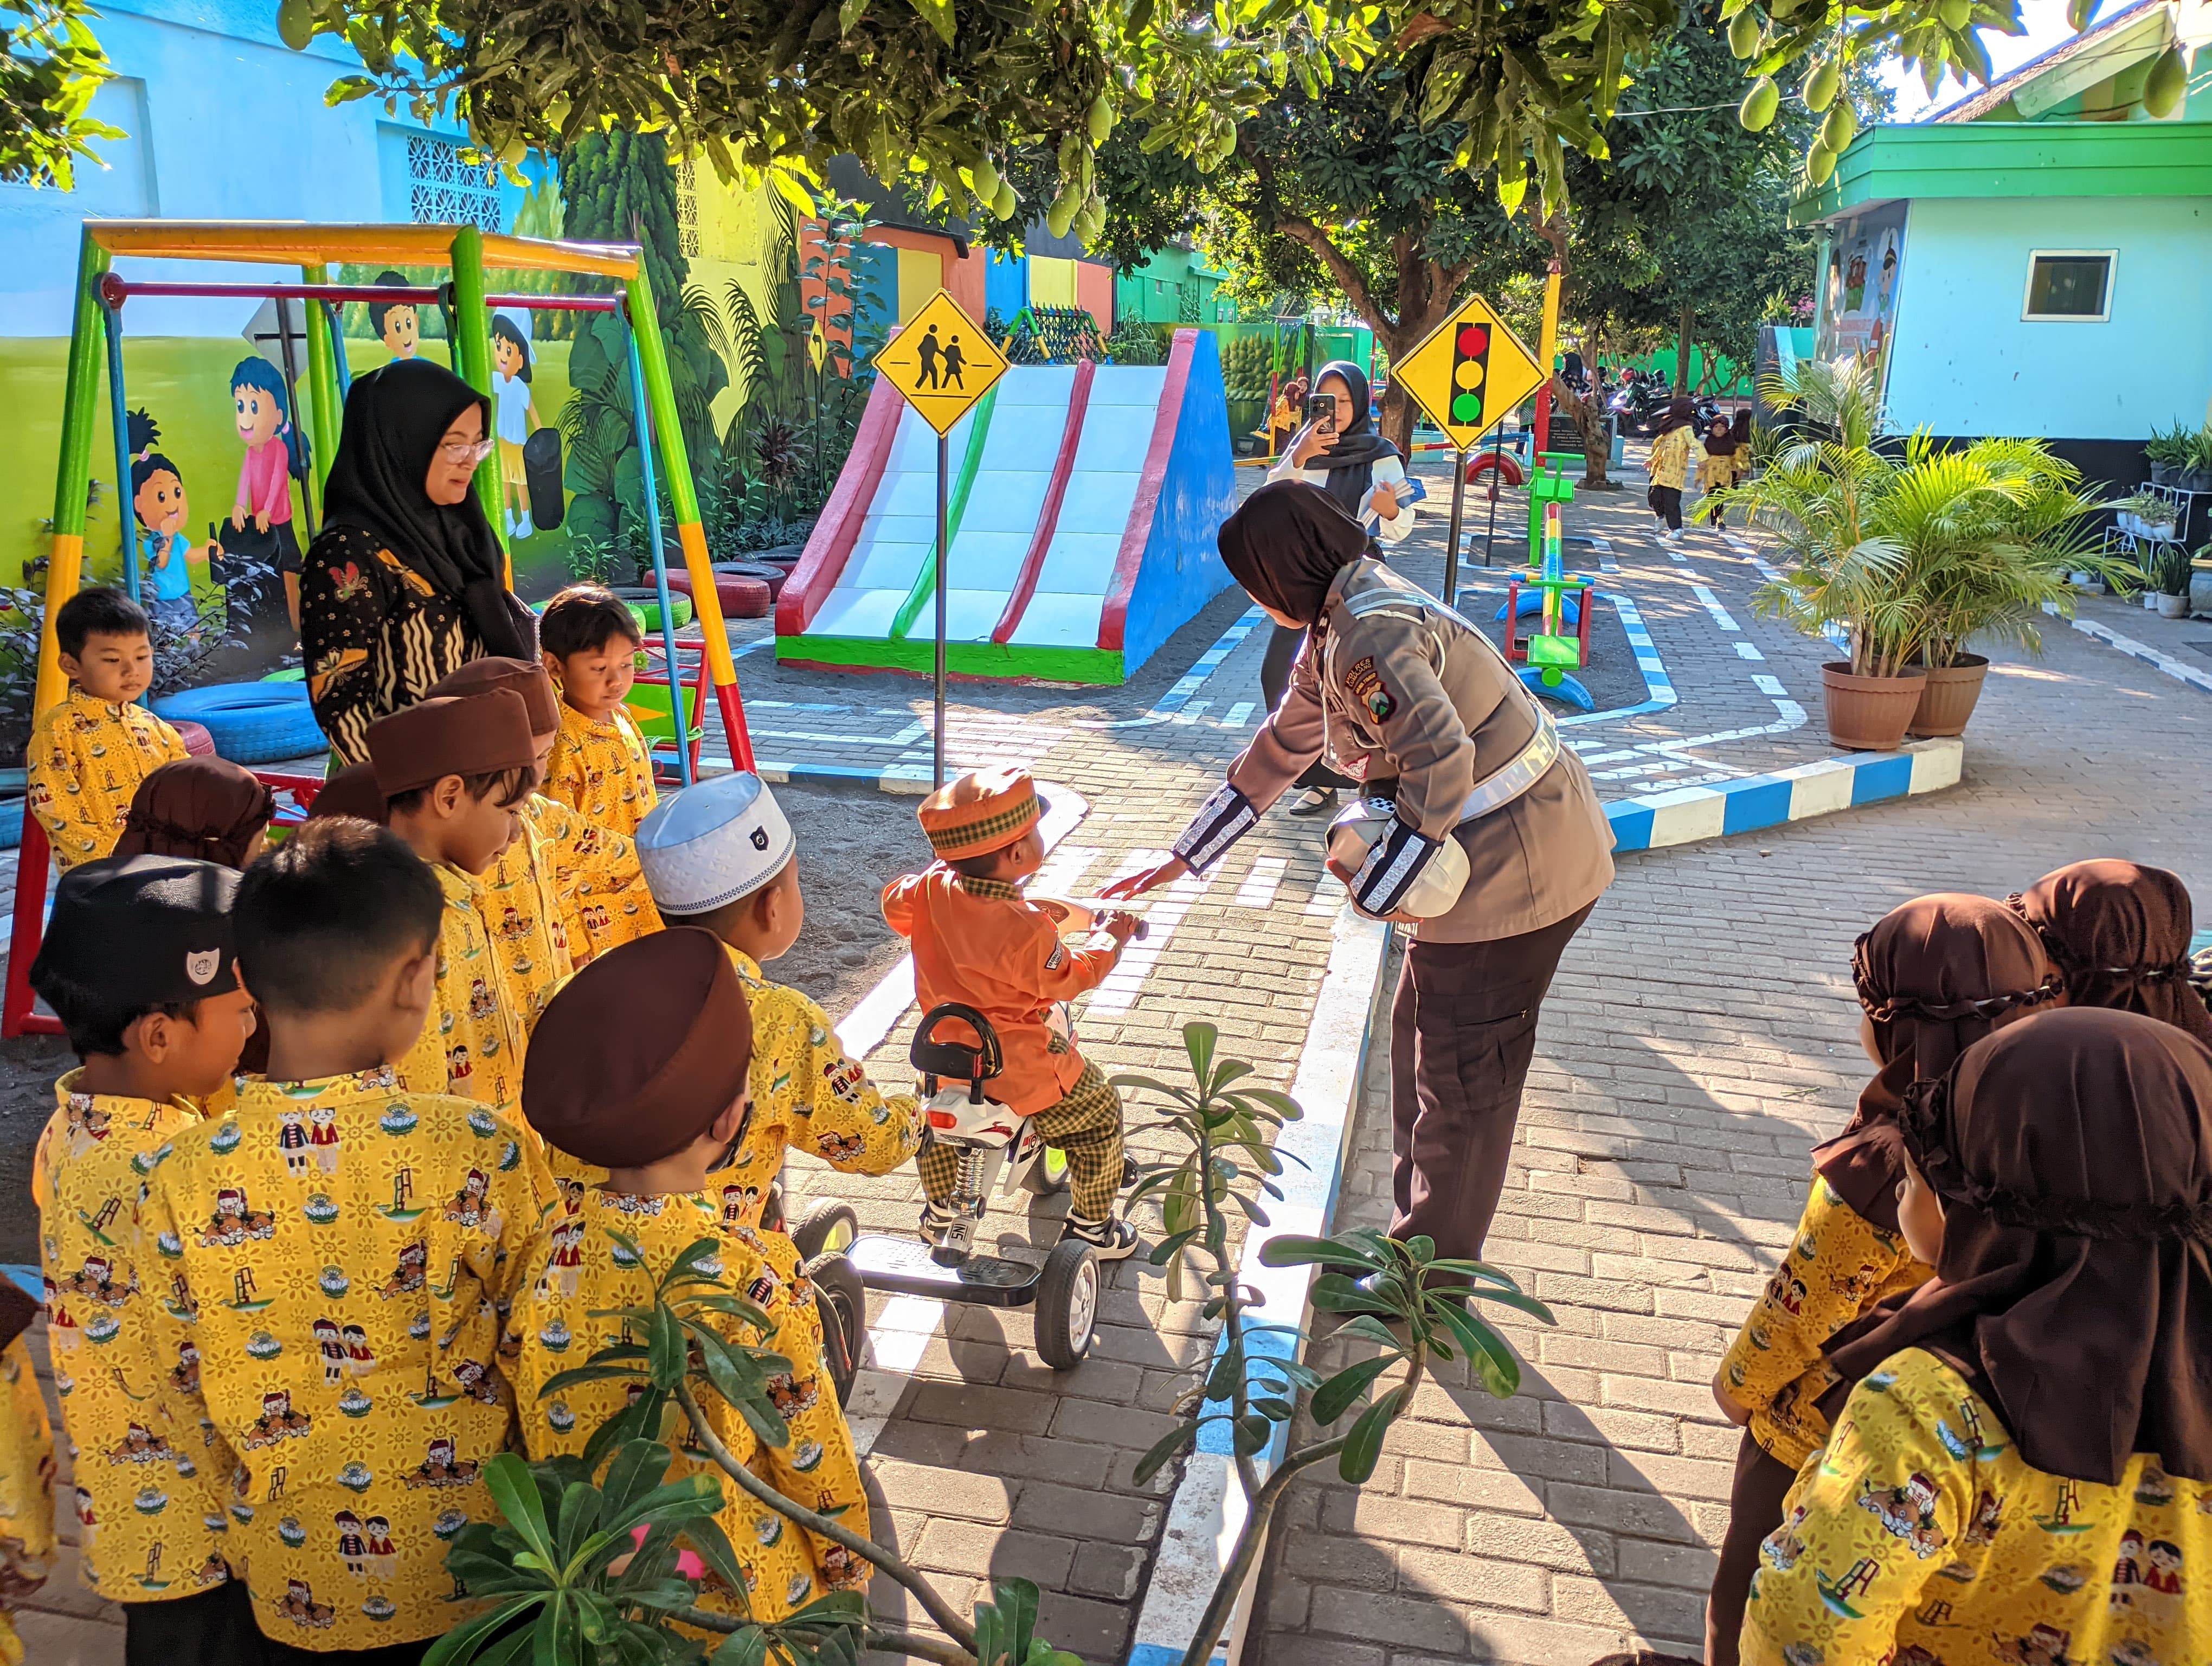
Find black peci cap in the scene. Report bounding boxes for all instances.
[30,855,241,1007]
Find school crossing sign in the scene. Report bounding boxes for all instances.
[873,290,1007,435]
[1394,296,1546,448]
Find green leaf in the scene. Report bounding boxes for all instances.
[484,1452,555,1563]
[1182,1021,1219,1086]
[1309,1353,1398,1426]
[1258,1234,1383,1272]
[1337,1387,1402,1484]
[837,0,870,30]
[905,0,956,46]
[1131,1419,1200,1485]
[422,1598,544,1666]
[648,1302,687,1389]
[601,1440,674,1520]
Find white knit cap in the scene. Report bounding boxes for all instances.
[635,771,795,916]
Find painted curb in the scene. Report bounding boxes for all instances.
[1126,902,1392,1666]
[1605,736,1963,854]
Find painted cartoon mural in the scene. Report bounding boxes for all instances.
[126,409,215,635]
[1817,201,1909,400]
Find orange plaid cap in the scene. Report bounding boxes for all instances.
[917,766,1041,860]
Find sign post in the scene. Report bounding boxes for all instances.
[871,290,1009,787]
[1389,297,1546,608]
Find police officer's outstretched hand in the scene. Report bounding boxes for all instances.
[1101,856,1189,900]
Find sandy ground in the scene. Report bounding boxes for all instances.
[0,1031,71,1262]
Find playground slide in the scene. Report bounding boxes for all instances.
[776,328,1236,684]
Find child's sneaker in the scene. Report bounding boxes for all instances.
[1061,1213,1140,1261]
[919,1199,964,1247]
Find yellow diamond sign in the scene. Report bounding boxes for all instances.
[1393,296,1546,448]
[873,290,1008,436]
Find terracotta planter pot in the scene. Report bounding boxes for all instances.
[1821,662,1927,751]
[1908,653,1989,738]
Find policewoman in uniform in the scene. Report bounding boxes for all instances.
[1106,481,1615,1265]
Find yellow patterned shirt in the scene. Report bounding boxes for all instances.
[393,863,541,1114]
[1721,1172,1932,1469]
[133,1067,556,1650]
[514,794,658,966]
[1743,1348,2211,1666]
[27,690,191,872]
[0,1329,55,1644]
[543,701,658,837]
[505,1187,869,1625]
[36,1073,232,1602]
[714,946,922,1232]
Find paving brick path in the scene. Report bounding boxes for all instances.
[1254,533,2212,1664]
[18,446,2195,1664]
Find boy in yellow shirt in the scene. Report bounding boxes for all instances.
[134,818,555,1654]
[368,689,555,1112]
[539,585,658,837]
[25,857,261,1658]
[27,587,191,872]
[429,657,658,965]
[510,928,871,1626]
[634,771,921,1232]
[0,1278,54,1666]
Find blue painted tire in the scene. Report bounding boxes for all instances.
[152,682,327,765]
[1494,593,1580,626]
[0,798,20,852]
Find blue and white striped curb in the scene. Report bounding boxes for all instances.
[1126,902,1391,1666]
[1605,736,1962,854]
[1559,591,1677,727]
[2046,604,2212,696]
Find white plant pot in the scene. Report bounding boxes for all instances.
[2145,592,2163,610]
[2158,592,2190,619]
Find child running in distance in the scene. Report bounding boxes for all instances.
[539,585,657,837]
[27,587,191,872]
[367,689,554,1111]
[634,771,921,1232]
[429,657,658,965]
[2009,860,2212,1045]
[882,766,1143,1258]
[1704,894,2060,1665]
[132,818,554,1655]
[510,928,873,1624]
[1742,1007,2212,1663]
[27,857,260,1659]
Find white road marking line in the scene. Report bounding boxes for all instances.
[1030,845,1103,899]
[1690,584,1741,632]
[754,723,929,748]
[1171,701,1212,727]
[846,1295,944,1457]
[2050,605,2212,695]
[1233,855,1288,910]
[1223,702,1256,727]
[1751,674,1789,699]
[1735,641,1765,661]
[1303,867,1342,917]
[1084,852,1221,1015]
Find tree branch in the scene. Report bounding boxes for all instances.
[1245,140,1397,338]
[672,1382,979,1653]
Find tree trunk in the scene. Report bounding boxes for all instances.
[1675,300,1694,394]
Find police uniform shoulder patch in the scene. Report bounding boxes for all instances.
[1344,655,1396,724]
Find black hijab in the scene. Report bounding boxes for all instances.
[318,358,532,659]
[1655,396,1696,438]
[1306,361,1399,518]
[1218,481,1367,625]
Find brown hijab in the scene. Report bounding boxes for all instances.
[114,758,276,869]
[1814,894,2060,1230]
[1217,480,1369,625]
[2009,860,2212,1045]
[1828,1007,2212,1485]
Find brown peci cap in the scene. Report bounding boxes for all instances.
[428,656,561,740]
[366,691,536,798]
[521,927,754,1168]
[304,762,389,827]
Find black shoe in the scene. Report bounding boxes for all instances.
[1287,787,1338,817]
[1060,1214,1140,1261]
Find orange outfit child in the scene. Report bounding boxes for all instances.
[879,767,1137,1254]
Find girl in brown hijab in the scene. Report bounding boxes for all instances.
[1702,893,2060,1666]
[113,757,276,868]
[2010,858,2212,1045]
[1745,1008,2212,1664]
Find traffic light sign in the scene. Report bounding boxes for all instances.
[1394,297,1545,448]
[1449,322,1491,429]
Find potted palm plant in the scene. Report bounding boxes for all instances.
[1742,358,1928,749]
[1903,438,2110,735]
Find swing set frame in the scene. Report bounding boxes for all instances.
[7,220,758,1037]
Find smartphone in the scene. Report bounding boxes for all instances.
[1303,392,1338,431]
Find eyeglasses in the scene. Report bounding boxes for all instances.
[436,438,496,463]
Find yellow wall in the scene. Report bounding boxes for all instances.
[1030,257,1079,309]
[676,165,796,438]
[896,248,943,321]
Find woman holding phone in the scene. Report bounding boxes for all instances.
[1261,360,1417,815]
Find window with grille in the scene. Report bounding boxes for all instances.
[2022,251,2114,321]
[676,162,702,260]
[404,133,503,231]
